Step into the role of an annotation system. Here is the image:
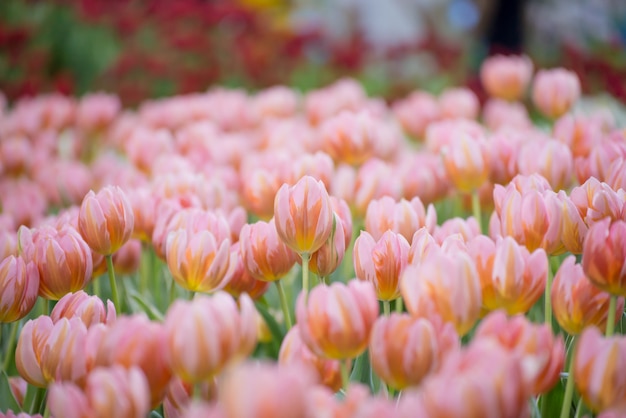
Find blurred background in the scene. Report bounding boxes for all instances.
[1,0,625,106]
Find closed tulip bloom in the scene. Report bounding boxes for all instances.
[274,175,334,255]
[308,213,346,278]
[296,280,379,360]
[112,239,141,275]
[354,230,410,301]
[475,311,565,395]
[574,327,626,413]
[401,251,482,336]
[222,243,270,300]
[127,187,156,243]
[164,292,257,383]
[439,87,480,120]
[319,110,377,166]
[241,168,282,221]
[480,54,533,101]
[517,139,574,191]
[39,317,89,386]
[163,376,218,418]
[238,219,298,282]
[78,186,134,255]
[552,256,624,335]
[330,197,353,249]
[483,237,548,314]
[166,228,231,293]
[16,316,54,387]
[441,133,490,193]
[392,91,441,140]
[411,340,530,418]
[50,290,116,327]
[483,99,532,131]
[219,362,315,418]
[25,226,93,300]
[369,313,459,390]
[407,228,440,265]
[532,68,581,119]
[583,219,626,297]
[48,366,150,418]
[365,196,436,242]
[560,193,588,254]
[279,326,345,392]
[0,255,39,322]
[94,315,172,407]
[570,178,625,228]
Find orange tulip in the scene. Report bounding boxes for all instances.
[582,218,626,297]
[279,326,345,392]
[238,219,298,282]
[552,256,624,335]
[401,250,482,336]
[163,292,257,383]
[296,280,379,360]
[574,327,626,413]
[274,175,334,255]
[308,213,346,278]
[0,255,39,323]
[222,243,270,301]
[78,186,134,255]
[475,310,565,395]
[353,230,410,301]
[369,313,459,390]
[440,133,490,193]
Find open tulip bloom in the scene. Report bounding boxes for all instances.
[1,61,626,418]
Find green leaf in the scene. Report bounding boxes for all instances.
[349,350,371,386]
[149,411,164,418]
[0,370,21,412]
[254,301,284,356]
[128,289,164,321]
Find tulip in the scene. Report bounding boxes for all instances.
[483,99,531,132]
[353,159,401,217]
[482,237,548,315]
[517,139,574,191]
[365,196,436,243]
[392,91,441,140]
[238,219,298,282]
[48,366,150,418]
[475,311,565,395]
[274,175,334,256]
[570,178,625,228]
[480,54,533,101]
[127,187,157,243]
[279,326,345,392]
[50,290,116,327]
[439,87,480,120]
[296,280,379,360]
[219,362,315,418]
[94,315,172,407]
[241,167,283,220]
[15,316,54,387]
[401,251,482,336]
[166,228,231,293]
[532,68,581,119]
[163,376,217,418]
[441,133,490,194]
[319,110,377,166]
[163,292,257,383]
[308,213,346,279]
[0,255,39,323]
[353,230,410,303]
[405,340,530,418]
[583,218,626,298]
[39,317,89,387]
[552,256,624,335]
[369,313,459,390]
[222,243,270,301]
[78,186,134,256]
[574,327,626,413]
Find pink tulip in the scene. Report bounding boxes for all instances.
[532,68,581,119]
[392,91,441,140]
[296,280,379,360]
[353,230,410,301]
[50,290,115,327]
[0,255,39,323]
[365,196,436,243]
[439,87,480,120]
[480,54,533,101]
[582,218,626,297]
[483,99,532,131]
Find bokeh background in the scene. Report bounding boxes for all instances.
[1,0,626,105]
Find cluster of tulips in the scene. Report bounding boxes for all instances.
[0,54,625,418]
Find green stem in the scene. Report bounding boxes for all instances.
[383,300,391,316]
[29,386,45,415]
[2,321,19,372]
[395,297,403,313]
[139,243,149,296]
[574,397,583,418]
[471,191,482,234]
[301,253,310,295]
[545,266,554,330]
[340,359,350,392]
[560,337,577,418]
[40,298,49,317]
[606,295,617,337]
[320,276,327,285]
[105,255,121,313]
[43,404,50,418]
[275,280,292,330]
[169,279,177,306]
[92,275,101,297]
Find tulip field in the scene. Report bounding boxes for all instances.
[1,55,626,418]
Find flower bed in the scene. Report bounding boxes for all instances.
[0,56,626,417]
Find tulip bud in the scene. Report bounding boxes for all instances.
[50,290,116,327]
[0,255,39,322]
[15,316,54,387]
[480,54,533,101]
[532,68,581,119]
[582,218,626,297]
[78,186,134,255]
